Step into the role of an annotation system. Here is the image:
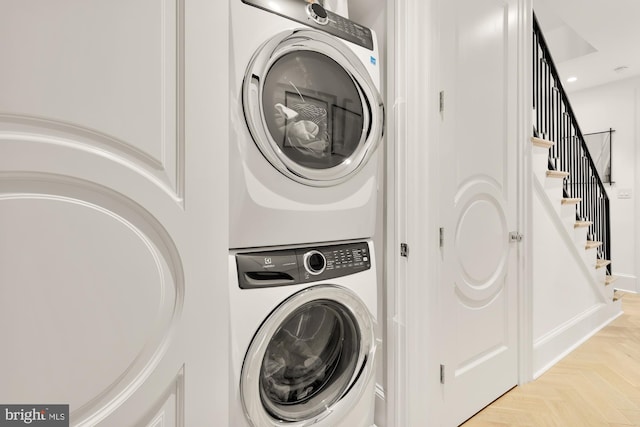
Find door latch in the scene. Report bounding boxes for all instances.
[400,243,409,258]
[509,231,523,242]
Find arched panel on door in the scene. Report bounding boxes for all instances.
[0,175,184,425]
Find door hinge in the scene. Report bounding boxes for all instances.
[439,91,445,114]
[509,231,523,242]
[439,227,444,248]
[440,364,445,384]
[400,243,409,258]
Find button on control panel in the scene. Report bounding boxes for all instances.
[325,245,369,271]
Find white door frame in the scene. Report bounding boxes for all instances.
[385,0,533,425]
[516,0,535,385]
[385,0,441,425]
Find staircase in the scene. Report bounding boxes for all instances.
[530,14,622,378]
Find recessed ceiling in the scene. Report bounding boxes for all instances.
[534,0,640,92]
[541,24,597,63]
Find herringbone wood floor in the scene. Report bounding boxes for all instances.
[463,293,640,426]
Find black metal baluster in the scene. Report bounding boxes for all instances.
[533,12,611,273]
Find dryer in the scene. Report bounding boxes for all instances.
[230,0,385,249]
[228,240,377,426]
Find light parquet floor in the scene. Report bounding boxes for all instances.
[463,293,640,427]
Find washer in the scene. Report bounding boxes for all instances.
[230,0,385,249]
[229,240,377,426]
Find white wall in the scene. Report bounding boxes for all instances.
[533,190,600,341]
[567,76,640,292]
[531,177,613,377]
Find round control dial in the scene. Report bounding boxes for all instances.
[307,3,329,25]
[303,250,326,275]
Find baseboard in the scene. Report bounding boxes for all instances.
[611,273,638,293]
[533,300,623,378]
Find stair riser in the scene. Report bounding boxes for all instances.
[583,248,598,269]
[573,227,588,247]
[604,284,615,300]
[532,145,551,184]
[595,265,607,283]
[560,204,578,231]
[544,177,564,216]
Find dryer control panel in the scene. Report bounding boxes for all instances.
[236,241,371,289]
[241,0,374,50]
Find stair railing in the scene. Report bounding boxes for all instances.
[533,13,611,273]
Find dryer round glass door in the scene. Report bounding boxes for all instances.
[243,29,384,187]
[240,285,376,426]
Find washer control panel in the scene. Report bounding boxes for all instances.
[236,241,371,289]
[241,0,374,50]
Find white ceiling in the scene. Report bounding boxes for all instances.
[534,0,640,93]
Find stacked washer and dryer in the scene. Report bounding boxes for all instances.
[228,0,385,425]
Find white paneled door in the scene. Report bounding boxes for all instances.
[438,0,520,425]
[0,1,229,426]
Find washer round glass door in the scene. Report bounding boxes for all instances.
[240,285,375,426]
[243,29,384,187]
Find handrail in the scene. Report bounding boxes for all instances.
[533,13,611,274]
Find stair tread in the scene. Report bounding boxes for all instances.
[596,259,612,269]
[547,170,570,179]
[575,220,593,228]
[561,197,582,205]
[585,240,603,250]
[531,136,555,148]
[605,275,619,286]
[613,290,625,302]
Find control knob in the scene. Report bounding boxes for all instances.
[307,3,329,25]
[303,250,326,275]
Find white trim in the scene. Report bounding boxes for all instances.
[517,0,534,385]
[388,0,408,423]
[610,273,638,293]
[399,0,440,426]
[533,301,623,378]
[382,0,399,426]
[634,86,640,295]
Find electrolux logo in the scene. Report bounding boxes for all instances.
[0,405,68,427]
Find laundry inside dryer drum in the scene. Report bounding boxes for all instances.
[259,299,360,421]
[262,50,365,169]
